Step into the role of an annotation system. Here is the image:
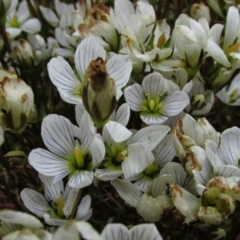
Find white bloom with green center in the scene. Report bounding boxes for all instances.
[21,174,92,226]
[29,114,105,188]
[95,123,170,180]
[124,72,189,125]
[129,134,175,191]
[101,223,163,240]
[47,36,132,104]
[6,0,41,38]
[216,72,240,106]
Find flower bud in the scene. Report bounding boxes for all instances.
[136,192,169,222]
[215,193,236,214]
[11,39,34,66]
[82,57,116,128]
[0,69,34,133]
[198,206,225,225]
[190,3,211,23]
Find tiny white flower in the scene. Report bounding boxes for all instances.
[6,0,41,38]
[21,174,92,226]
[124,72,189,125]
[28,114,105,188]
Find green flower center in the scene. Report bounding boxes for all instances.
[191,94,206,110]
[49,194,66,219]
[141,93,167,116]
[9,15,21,28]
[104,142,128,168]
[144,163,160,178]
[228,89,239,104]
[68,140,93,172]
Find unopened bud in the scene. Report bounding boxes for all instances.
[198,206,225,225]
[82,57,116,128]
[190,3,211,23]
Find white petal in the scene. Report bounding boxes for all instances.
[75,37,106,79]
[122,144,155,178]
[113,103,130,126]
[63,188,79,217]
[68,171,94,188]
[89,135,105,166]
[114,0,134,26]
[29,149,70,177]
[44,213,68,227]
[20,189,49,217]
[124,84,144,111]
[224,6,240,49]
[75,195,92,220]
[106,55,132,96]
[47,57,82,104]
[129,224,163,240]
[101,224,128,240]
[39,6,59,27]
[128,125,170,150]
[142,72,168,98]
[160,162,187,186]
[17,0,30,22]
[0,210,43,228]
[52,220,79,238]
[41,114,75,157]
[75,103,86,126]
[154,135,175,167]
[6,27,21,38]
[214,165,240,178]
[206,40,230,68]
[104,121,132,142]
[74,221,102,240]
[140,115,168,125]
[39,174,64,202]
[111,179,142,208]
[162,91,189,116]
[21,18,41,33]
[95,169,123,181]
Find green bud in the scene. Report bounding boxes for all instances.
[215,193,236,214]
[82,57,116,128]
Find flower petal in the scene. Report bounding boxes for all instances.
[95,169,123,181]
[162,91,189,116]
[129,224,163,240]
[41,114,75,157]
[29,148,70,178]
[101,224,128,240]
[75,37,106,79]
[111,179,142,208]
[106,55,132,99]
[124,84,144,111]
[142,72,168,98]
[68,171,94,188]
[21,18,41,33]
[20,189,49,217]
[75,195,92,220]
[39,174,64,202]
[122,144,155,178]
[47,57,82,104]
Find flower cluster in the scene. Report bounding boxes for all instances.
[1,0,240,239]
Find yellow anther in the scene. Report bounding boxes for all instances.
[116,150,128,162]
[56,195,65,218]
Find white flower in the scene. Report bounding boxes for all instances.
[129,134,175,191]
[48,36,132,104]
[21,174,92,226]
[216,72,240,106]
[190,2,211,23]
[28,114,105,188]
[124,72,189,125]
[95,123,170,180]
[6,0,41,38]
